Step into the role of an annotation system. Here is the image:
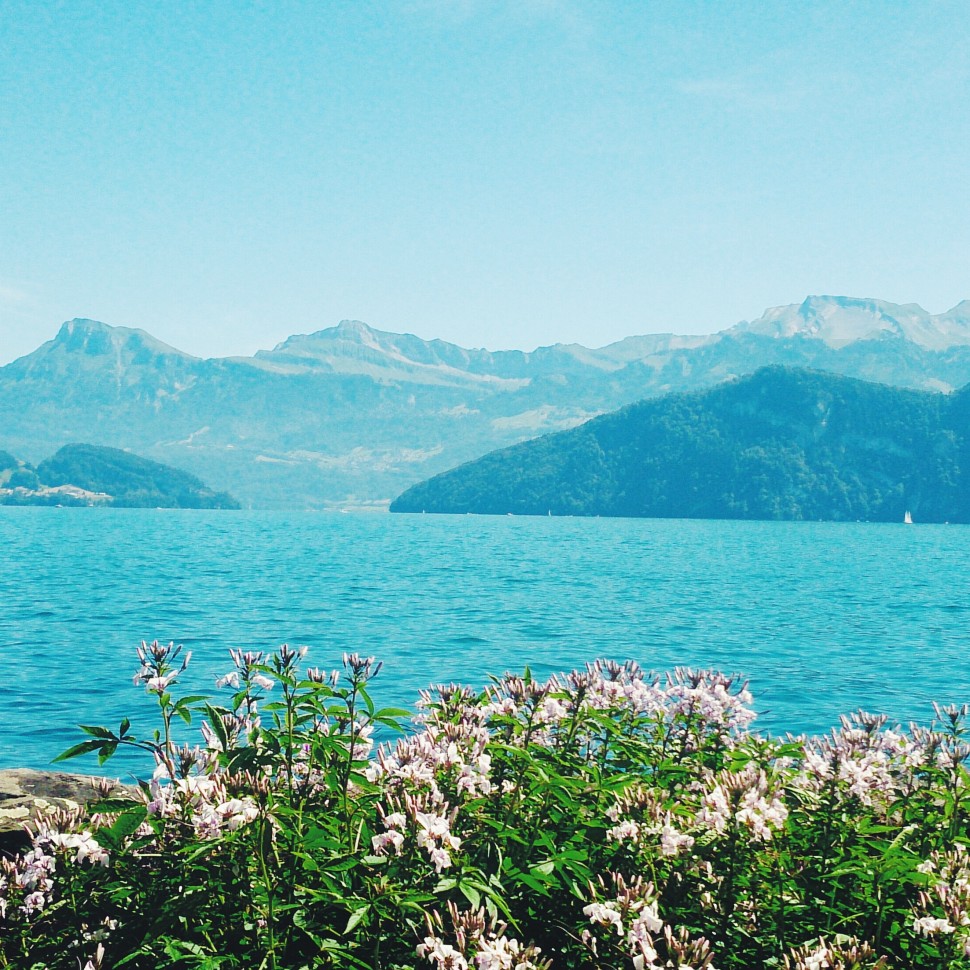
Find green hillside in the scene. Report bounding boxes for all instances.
[1,444,239,509]
[391,367,969,522]
[0,450,41,490]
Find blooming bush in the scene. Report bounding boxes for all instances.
[1,645,970,968]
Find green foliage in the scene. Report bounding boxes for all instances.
[0,451,40,491]
[3,649,970,969]
[1,443,241,509]
[392,366,970,522]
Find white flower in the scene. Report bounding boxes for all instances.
[22,890,47,914]
[216,797,259,831]
[372,830,405,855]
[659,822,694,857]
[417,936,469,969]
[583,900,624,935]
[474,934,537,970]
[45,831,110,867]
[428,846,453,871]
[914,915,956,936]
[607,820,640,842]
[628,900,663,937]
[383,812,407,830]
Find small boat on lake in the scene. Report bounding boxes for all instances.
[904,510,913,524]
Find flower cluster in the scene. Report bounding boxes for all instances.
[372,795,463,872]
[133,639,190,694]
[781,937,889,969]
[35,826,110,868]
[480,662,757,756]
[0,846,56,920]
[370,686,493,804]
[1,807,110,924]
[416,902,549,970]
[661,667,756,741]
[696,764,789,842]
[606,786,695,858]
[147,771,260,838]
[912,844,970,956]
[798,711,934,809]
[583,873,715,970]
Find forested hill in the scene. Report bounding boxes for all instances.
[390,367,970,522]
[0,444,239,509]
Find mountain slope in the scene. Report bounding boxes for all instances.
[3,297,970,509]
[390,368,968,522]
[35,444,239,508]
[0,444,239,508]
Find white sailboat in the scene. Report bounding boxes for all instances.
[904,510,913,524]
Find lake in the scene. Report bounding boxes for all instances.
[2,508,967,775]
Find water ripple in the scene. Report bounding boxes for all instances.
[2,509,970,771]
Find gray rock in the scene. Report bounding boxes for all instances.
[0,768,136,854]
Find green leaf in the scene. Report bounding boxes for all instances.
[344,904,370,934]
[97,741,118,764]
[88,796,141,813]
[204,704,230,750]
[374,707,413,719]
[107,806,148,842]
[176,694,210,706]
[93,826,121,852]
[52,739,108,762]
[510,871,550,895]
[459,883,482,908]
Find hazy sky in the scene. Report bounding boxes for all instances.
[2,0,969,365]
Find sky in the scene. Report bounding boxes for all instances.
[1,0,969,365]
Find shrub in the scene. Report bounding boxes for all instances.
[1,643,969,968]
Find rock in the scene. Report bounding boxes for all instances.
[0,768,137,854]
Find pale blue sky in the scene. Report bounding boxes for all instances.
[2,0,968,364]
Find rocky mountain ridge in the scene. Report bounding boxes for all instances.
[2,296,969,508]
[733,296,970,349]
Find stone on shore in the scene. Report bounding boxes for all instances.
[0,768,135,853]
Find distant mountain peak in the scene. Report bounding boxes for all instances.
[61,317,113,334]
[334,319,376,337]
[53,318,196,360]
[731,296,970,350]
[265,319,386,355]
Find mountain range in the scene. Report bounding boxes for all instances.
[2,296,970,509]
[391,367,970,522]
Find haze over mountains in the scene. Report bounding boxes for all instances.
[3,296,970,509]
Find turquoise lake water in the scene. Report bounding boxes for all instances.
[2,508,968,774]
